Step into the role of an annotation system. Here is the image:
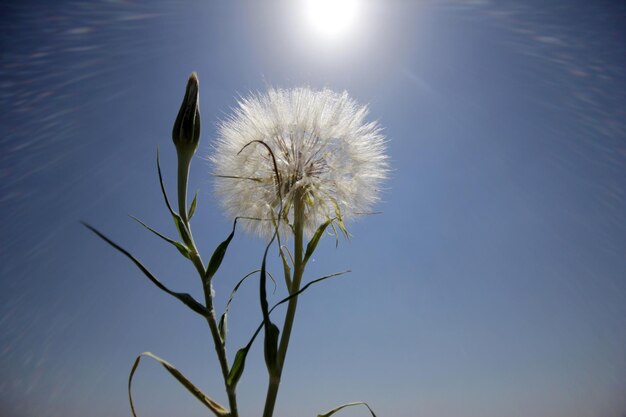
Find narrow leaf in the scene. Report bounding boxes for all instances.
[173,213,192,246]
[318,402,377,417]
[214,174,270,183]
[303,218,334,266]
[329,195,349,239]
[260,232,280,374]
[188,191,198,220]
[223,270,260,318]
[329,221,340,248]
[238,140,282,196]
[157,149,192,245]
[219,269,277,345]
[129,352,229,417]
[156,148,175,216]
[130,216,191,259]
[271,211,292,290]
[205,219,238,282]
[269,271,350,315]
[242,270,350,360]
[227,347,248,388]
[83,222,209,318]
[218,313,227,343]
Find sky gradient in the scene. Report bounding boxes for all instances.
[1,1,625,417]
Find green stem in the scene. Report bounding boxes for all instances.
[177,151,191,224]
[177,150,239,417]
[262,191,305,417]
[191,251,239,417]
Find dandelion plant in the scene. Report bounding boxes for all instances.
[84,73,387,417]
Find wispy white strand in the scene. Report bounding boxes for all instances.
[211,87,388,238]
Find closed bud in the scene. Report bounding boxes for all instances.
[172,72,201,155]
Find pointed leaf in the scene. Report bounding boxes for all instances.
[329,221,340,248]
[223,270,260,317]
[218,313,227,343]
[172,213,192,246]
[270,211,292,290]
[259,232,280,374]
[241,270,351,365]
[318,402,377,417]
[219,269,277,346]
[303,218,334,266]
[205,219,238,282]
[269,271,350,315]
[227,347,248,388]
[188,191,198,220]
[157,148,175,216]
[83,222,209,318]
[157,149,192,245]
[130,216,191,259]
[329,196,349,239]
[264,322,280,374]
[129,352,229,417]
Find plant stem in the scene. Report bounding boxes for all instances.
[262,191,305,417]
[177,151,191,224]
[190,250,239,417]
[177,150,239,417]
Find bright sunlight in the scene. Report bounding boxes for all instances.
[304,0,359,39]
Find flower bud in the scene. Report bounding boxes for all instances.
[172,72,201,156]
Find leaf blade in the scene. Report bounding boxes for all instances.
[82,222,209,318]
[227,347,248,388]
[318,402,377,417]
[130,216,191,259]
[156,148,175,216]
[205,219,238,282]
[303,218,334,266]
[129,352,229,417]
[260,233,280,374]
[188,191,198,220]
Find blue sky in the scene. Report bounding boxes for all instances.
[1,1,625,417]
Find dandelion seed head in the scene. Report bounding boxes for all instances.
[212,87,387,238]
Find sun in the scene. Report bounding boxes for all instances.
[304,0,359,39]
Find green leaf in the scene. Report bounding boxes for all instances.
[188,191,198,220]
[317,402,377,417]
[219,269,277,345]
[172,213,192,246]
[329,196,349,239]
[303,218,334,266]
[241,270,350,360]
[130,216,191,259]
[271,211,292,290]
[264,321,280,375]
[269,270,350,315]
[259,232,280,374]
[214,174,270,183]
[227,347,248,388]
[83,222,210,318]
[157,149,192,245]
[238,140,282,194]
[329,221,340,248]
[218,313,227,343]
[204,219,238,282]
[157,148,175,216]
[129,352,229,417]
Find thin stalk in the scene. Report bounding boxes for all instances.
[177,151,239,417]
[262,191,305,417]
[177,151,192,223]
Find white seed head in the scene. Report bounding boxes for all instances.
[211,87,387,238]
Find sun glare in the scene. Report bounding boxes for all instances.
[304,0,358,39]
